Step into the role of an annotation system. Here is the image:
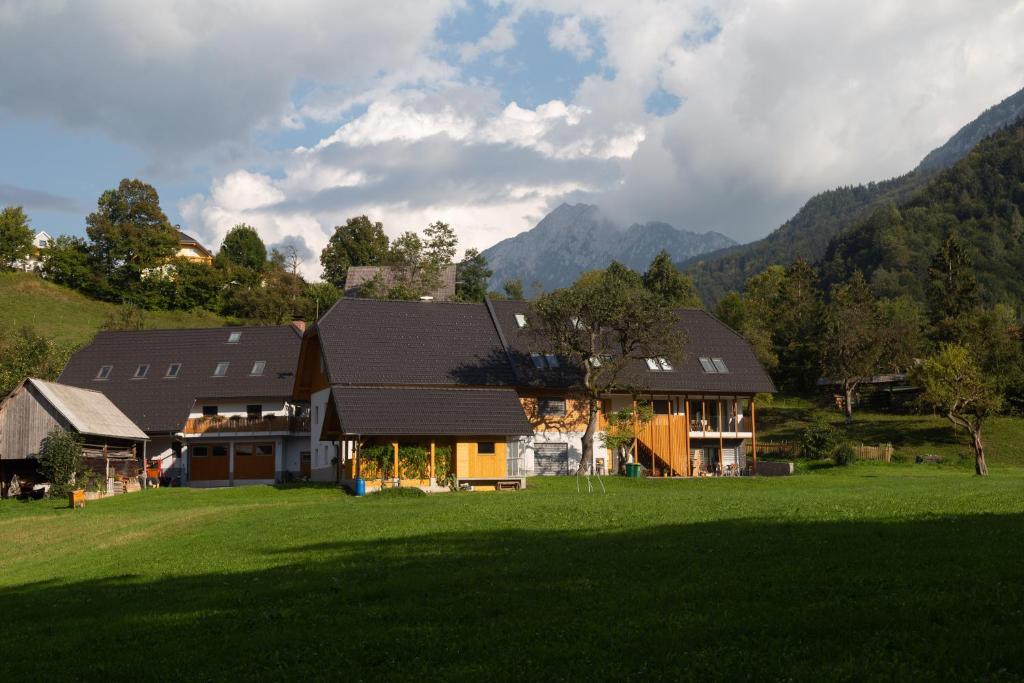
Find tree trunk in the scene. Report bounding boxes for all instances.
[843,381,855,425]
[971,429,989,476]
[577,400,599,475]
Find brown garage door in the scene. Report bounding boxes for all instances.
[234,442,275,480]
[190,444,229,481]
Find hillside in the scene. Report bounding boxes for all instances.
[481,203,734,293]
[0,272,234,347]
[684,85,1024,304]
[820,121,1024,305]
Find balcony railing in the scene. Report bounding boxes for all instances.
[185,415,310,434]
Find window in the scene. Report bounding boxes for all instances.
[530,352,546,369]
[699,357,730,374]
[539,398,567,416]
[212,445,228,457]
[94,365,112,380]
[166,363,182,378]
[530,353,560,369]
[645,358,673,371]
[477,441,496,455]
[246,404,263,419]
[545,354,560,368]
[250,360,266,376]
[652,400,671,415]
[213,362,229,376]
[227,331,242,343]
[514,313,527,328]
[134,364,149,379]
[645,358,659,370]
[657,357,673,371]
[192,445,209,458]
[202,405,218,417]
[589,356,602,367]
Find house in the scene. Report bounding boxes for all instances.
[292,297,774,492]
[344,264,457,300]
[175,229,214,264]
[0,378,148,498]
[57,324,309,487]
[16,230,52,272]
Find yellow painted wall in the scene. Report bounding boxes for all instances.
[519,394,591,432]
[455,438,507,479]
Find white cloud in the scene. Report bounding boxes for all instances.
[458,11,521,62]
[548,15,593,61]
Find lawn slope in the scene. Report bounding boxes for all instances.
[0,272,233,346]
[2,472,1023,681]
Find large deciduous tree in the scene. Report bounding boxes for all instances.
[455,248,492,302]
[320,215,390,288]
[913,344,1002,476]
[530,262,684,475]
[820,271,882,423]
[0,327,75,397]
[217,224,267,274]
[0,205,34,270]
[642,250,702,308]
[40,235,92,290]
[85,179,179,297]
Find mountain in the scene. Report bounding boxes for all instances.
[820,120,1024,306]
[683,85,1024,304]
[481,203,735,292]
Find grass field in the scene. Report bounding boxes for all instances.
[3,468,1023,681]
[0,271,233,347]
[758,395,1024,468]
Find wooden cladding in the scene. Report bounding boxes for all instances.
[184,415,308,434]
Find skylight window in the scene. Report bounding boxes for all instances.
[96,365,112,380]
[166,363,182,378]
[530,352,561,370]
[590,356,602,368]
[250,360,266,376]
[227,331,242,343]
[530,353,546,369]
[134,364,149,379]
[712,357,729,373]
[213,362,229,377]
[699,357,717,373]
[699,357,730,374]
[514,313,527,328]
[545,354,560,368]
[646,358,673,372]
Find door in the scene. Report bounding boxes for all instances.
[534,443,569,475]
[300,451,311,478]
[235,442,276,480]
[190,444,229,481]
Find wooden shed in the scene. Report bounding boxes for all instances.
[0,378,148,497]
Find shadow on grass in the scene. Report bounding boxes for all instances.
[5,513,1024,681]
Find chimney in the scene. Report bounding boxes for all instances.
[290,319,306,334]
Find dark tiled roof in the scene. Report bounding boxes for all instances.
[316,298,516,386]
[344,265,456,301]
[329,386,532,436]
[489,300,775,395]
[58,325,302,432]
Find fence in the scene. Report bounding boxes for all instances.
[853,443,893,462]
[755,441,893,462]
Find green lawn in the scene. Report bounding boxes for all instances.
[758,395,1024,467]
[0,271,234,347]
[3,470,1023,681]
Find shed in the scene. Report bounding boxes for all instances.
[0,378,148,497]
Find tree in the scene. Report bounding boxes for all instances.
[85,179,179,298]
[0,205,34,270]
[0,327,75,397]
[927,233,979,344]
[774,259,824,391]
[502,279,525,300]
[455,248,492,302]
[224,259,304,324]
[876,296,928,372]
[320,215,389,288]
[172,259,225,311]
[642,250,702,308]
[820,271,882,423]
[913,344,1002,475]
[217,224,267,274]
[599,402,653,473]
[423,220,458,266]
[713,291,746,331]
[299,281,341,320]
[101,303,146,331]
[530,262,684,474]
[38,428,84,497]
[40,235,92,290]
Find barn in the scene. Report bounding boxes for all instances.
[0,378,148,498]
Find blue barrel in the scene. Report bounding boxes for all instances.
[353,478,366,496]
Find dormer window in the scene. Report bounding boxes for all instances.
[213,362,229,377]
[134,364,149,379]
[96,365,112,380]
[227,331,242,344]
[250,361,266,376]
[699,357,729,374]
[166,363,182,378]
[515,313,527,328]
[646,358,673,372]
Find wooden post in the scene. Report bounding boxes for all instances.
[701,399,707,435]
[393,442,399,486]
[632,398,638,467]
[666,395,675,476]
[684,397,691,476]
[751,398,758,475]
[718,399,725,475]
[734,397,739,437]
[430,441,436,483]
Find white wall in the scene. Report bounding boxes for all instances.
[309,387,336,482]
[523,431,609,475]
[188,398,290,418]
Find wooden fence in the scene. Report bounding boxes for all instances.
[853,443,893,462]
[755,440,893,462]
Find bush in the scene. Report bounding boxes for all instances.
[801,418,841,459]
[38,428,84,496]
[832,442,857,466]
[369,487,427,499]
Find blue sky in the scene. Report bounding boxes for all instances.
[1,1,1021,278]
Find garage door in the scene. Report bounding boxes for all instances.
[190,444,229,481]
[533,443,569,475]
[234,442,276,480]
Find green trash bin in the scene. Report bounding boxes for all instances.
[625,463,642,478]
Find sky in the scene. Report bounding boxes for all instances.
[1,0,1023,280]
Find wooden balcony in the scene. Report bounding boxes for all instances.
[184,415,310,435]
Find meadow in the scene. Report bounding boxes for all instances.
[2,468,1023,681]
